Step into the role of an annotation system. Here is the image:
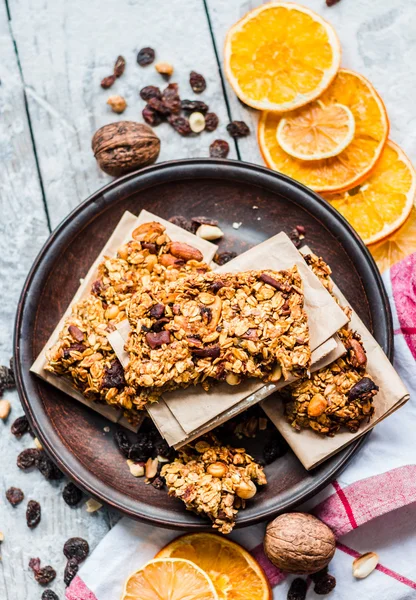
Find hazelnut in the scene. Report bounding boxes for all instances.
[264,513,336,574]
[0,400,11,420]
[226,372,241,386]
[236,480,257,499]
[206,462,227,478]
[155,62,174,76]
[105,305,120,320]
[189,112,206,133]
[308,394,327,417]
[107,95,127,114]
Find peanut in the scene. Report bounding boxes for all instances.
[206,462,227,478]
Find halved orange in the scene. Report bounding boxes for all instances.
[276,100,355,160]
[121,557,218,600]
[224,2,341,112]
[324,140,416,245]
[259,69,389,192]
[156,533,271,600]
[369,207,416,273]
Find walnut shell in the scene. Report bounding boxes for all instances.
[92,121,160,176]
[264,513,336,574]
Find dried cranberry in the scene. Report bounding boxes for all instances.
[36,566,56,586]
[192,345,221,359]
[263,436,288,464]
[213,251,237,266]
[314,574,336,594]
[62,482,83,507]
[209,139,229,158]
[29,557,41,572]
[288,578,307,600]
[205,112,219,132]
[151,476,165,490]
[162,83,181,114]
[91,279,103,295]
[17,448,40,470]
[64,559,79,586]
[190,71,206,93]
[226,120,250,138]
[181,99,208,113]
[169,215,193,231]
[26,500,41,528]
[114,430,132,458]
[149,303,165,319]
[113,55,126,78]
[11,415,30,438]
[63,537,90,562]
[100,75,116,89]
[6,486,24,506]
[0,363,15,396]
[37,453,63,481]
[142,105,163,126]
[137,47,155,66]
[140,85,162,101]
[102,359,126,390]
[42,591,59,600]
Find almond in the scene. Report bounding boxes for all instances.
[352,552,379,579]
[169,241,203,262]
[132,221,165,241]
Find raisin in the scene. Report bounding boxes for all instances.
[181,99,209,113]
[137,47,155,66]
[62,482,83,507]
[326,0,341,5]
[11,415,30,438]
[154,439,175,460]
[296,225,306,235]
[114,55,126,78]
[314,574,336,594]
[37,452,64,481]
[148,96,171,116]
[151,476,165,490]
[140,85,162,101]
[263,436,288,464]
[64,559,79,587]
[190,71,206,93]
[114,430,132,458]
[192,345,220,359]
[17,448,40,470]
[226,120,250,138]
[348,377,379,402]
[100,75,116,89]
[210,139,229,158]
[205,112,219,132]
[68,325,84,342]
[101,359,126,390]
[169,215,193,232]
[162,83,181,114]
[62,343,86,359]
[213,251,237,266]
[42,591,59,600]
[6,486,24,506]
[310,568,328,582]
[91,279,103,295]
[0,363,15,396]
[288,578,307,600]
[142,105,163,126]
[289,228,303,248]
[35,566,57,586]
[168,116,192,136]
[26,500,41,528]
[63,537,89,562]
[129,434,154,462]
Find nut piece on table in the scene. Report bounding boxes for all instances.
[155,62,174,76]
[196,224,224,240]
[264,513,336,574]
[352,552,379,579]
[107,95,127,114]
[0,399,11,420]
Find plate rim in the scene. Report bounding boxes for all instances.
[13,158,393,529]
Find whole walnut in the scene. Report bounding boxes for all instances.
[264,513,336,574]
[92,121,160,176]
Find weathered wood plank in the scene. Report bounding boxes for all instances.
[206,0,416,164]
[8,0,236,228]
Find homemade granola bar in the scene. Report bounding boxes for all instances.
[161,435,267,533]
[125,267,311,404]
[282,252,379,436]
[45,222,210,421]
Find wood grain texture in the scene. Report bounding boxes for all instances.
[7,0,236,228]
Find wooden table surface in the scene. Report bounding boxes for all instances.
[1,1,415,597]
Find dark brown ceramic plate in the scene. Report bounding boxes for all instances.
[14,159,392,529]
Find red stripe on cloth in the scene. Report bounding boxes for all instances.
[336,542,416,591]
[66,576,98,600]
[331,480,358,530]
[251,543,286,586]
[391,253,416,359]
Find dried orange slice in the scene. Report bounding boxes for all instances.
[276,100,355,160]
[224,2,341,112]
[157,533,271,600]
[324,140,416,245]
[369,207,416,273]
[259,69,389,192]
[121,558,218,600]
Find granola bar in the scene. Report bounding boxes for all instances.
[282,253,379,436]
[45,222,210,421]
[125,267,311,403]
[161,435,267,533]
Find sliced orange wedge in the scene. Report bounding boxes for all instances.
[224,2,341,112]
[276,100,355,160]
[156,533,271,600]
[259,69,389,192]
[324,140,416,245]
[121,558,218,600]
[369,207,416,273]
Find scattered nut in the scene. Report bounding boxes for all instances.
[352,552,379,579]
[206,462,228,478]
[196,224,224,240]
[145,457,158,479]
[189,112,205,133]
[0,399,11,420]
[308,394,327,417]
[127,459,145,477]
[85,498,102,513]
[107,95,127,114]
[155,62,174,76]
[33,437,43,450]
[236,480,257,499]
